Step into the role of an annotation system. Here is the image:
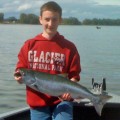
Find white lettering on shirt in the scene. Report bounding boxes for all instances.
[28,50,65,72]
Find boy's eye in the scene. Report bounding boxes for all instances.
[53,18,58,22]
[44,17,58,22]
[45,18,50,21]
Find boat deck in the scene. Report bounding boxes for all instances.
[0,104,120,120]
[0,93,120,120]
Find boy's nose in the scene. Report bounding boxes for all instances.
[48,20,54,26]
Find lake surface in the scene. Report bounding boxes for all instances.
[0,24,120,114]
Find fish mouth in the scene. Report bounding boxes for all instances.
[14,69,23,77]
[19,69,25,76]
[14,72,22,77]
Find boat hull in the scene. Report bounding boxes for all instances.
[0,102,120,120]
[74,102,120,120]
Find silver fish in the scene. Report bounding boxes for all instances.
[19,68,112,116]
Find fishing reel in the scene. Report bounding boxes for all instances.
[84,78,108,106]
[91,78,107,95]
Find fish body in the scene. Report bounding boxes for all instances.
[19,68,112,116]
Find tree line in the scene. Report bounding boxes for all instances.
[0,12,120,25]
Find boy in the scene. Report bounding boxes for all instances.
[14,1,81,120]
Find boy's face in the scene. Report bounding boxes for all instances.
[39,10,62,37]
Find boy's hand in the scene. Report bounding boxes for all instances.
[58,93,73,101]
[58,78,78,101]
[14,71,23,84]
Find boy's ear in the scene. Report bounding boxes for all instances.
[39,16,42,24]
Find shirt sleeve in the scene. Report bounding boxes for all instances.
[15,41,29,71]
[68,49,81,81]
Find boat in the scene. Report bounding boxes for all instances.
[96,26,101,29]
[0,97,120,120]
[0,79,120,120]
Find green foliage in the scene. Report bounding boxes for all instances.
[19,14,81,25]
[1,12,120,25]
[0,13,4,22]
[62,17,81,25]
[82,18,120,25]
[19,13,39,24]
[6,17,17,22]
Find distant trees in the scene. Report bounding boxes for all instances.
[0,13,4,22]
[0,12,82,25]
[19,14,81,25]
[5,17,18,22]
[19,13,39,24]
[1,12,120,25]
[62,17,81,25]
[83,18,120,26]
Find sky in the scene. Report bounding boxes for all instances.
[0,0,120,21]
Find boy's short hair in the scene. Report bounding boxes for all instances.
[40,1,62,17]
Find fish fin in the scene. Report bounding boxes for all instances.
[92,94,112,116]
[73,96,84,103]
[73,98,81,103]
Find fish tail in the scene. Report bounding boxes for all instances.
[92,94,112,116]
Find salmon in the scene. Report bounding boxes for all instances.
[19,68,112,116]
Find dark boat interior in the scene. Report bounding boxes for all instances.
[1,102,120,120]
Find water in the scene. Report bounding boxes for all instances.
[0,24,120,114]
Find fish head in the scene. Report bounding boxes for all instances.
[19,68,36,85]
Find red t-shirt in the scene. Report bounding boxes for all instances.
[16,32,81,108]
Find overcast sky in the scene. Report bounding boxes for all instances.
[0,0,120,20]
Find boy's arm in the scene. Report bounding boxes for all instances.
[59,47,81,101]
[68,50,81,81]
[14,41,29,83]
